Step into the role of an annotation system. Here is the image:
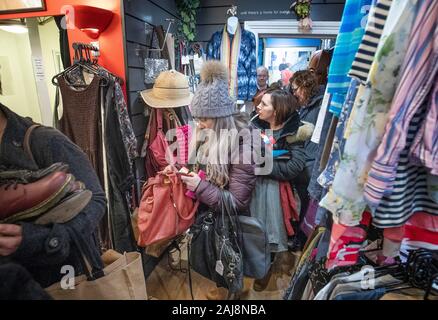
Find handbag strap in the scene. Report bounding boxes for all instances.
[23,124,41,167]
[168,108,182,127]
[218,190,240,241]
[156,109,163,130]
[66,225,105,281]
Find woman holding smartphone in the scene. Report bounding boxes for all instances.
[162,61,257,299]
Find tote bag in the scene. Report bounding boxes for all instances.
[45,252,148,300]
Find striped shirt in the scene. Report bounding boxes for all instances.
[409,81,438,175]
[384,212,438,262]
[349,0,393,83]
[371,106,438,229]
[364,0,438,208]
[326,0,372,116]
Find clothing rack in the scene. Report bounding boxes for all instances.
[72,42,99,64]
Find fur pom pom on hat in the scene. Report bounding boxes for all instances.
[190,60,237,119]
[200,60,228,84]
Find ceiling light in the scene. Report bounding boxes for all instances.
[0,25,28,34]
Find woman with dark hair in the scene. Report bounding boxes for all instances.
[289,70,324,172]
[288,70,325,249]
[250,87,312,291]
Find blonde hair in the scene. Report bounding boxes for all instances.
[189,112,250,188]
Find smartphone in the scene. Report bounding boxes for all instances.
[177,172,192,177]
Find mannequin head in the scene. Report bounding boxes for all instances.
[227,16,239,35]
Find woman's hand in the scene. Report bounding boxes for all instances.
[181,172,201,191]
[0,224,23,256]
[161,164,178,175]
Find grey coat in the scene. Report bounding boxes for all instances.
[0,104,106,288]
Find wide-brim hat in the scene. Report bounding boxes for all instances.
[140,69,193,108]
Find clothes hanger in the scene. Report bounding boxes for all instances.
[424,273,438,300]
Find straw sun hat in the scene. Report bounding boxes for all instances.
[140,69,193,108]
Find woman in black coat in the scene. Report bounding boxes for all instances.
[250,88,312,291]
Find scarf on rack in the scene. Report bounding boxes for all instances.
[220,23,242,99]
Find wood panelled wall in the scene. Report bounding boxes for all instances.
[123,0,179,182]
[195,0,346,47]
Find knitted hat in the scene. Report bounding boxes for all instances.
[190,61,237,118]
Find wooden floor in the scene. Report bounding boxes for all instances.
[145,241,301,300]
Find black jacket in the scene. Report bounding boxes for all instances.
[0,104,106,288]
[298,85,325,175]
[251,111,310,182]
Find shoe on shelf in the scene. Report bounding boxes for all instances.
[0,171,74,223]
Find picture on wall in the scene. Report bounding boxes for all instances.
[0,56,15,96]
[0,0,46,14]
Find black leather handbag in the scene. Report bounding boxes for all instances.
[189,191,270,293]
[189,191,243,293]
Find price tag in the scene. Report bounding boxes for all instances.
[181,55,190,65]
[215,260,224,276]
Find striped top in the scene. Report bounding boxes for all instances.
[349,0,393,83]
[371,107,438,229]
[409,81,438,175]
[364,0,438,208]
[326,0,372,116]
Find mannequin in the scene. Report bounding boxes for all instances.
[207,15,257,101]
[227,16,239,35]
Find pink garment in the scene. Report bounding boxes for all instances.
[326,212,372,270]
[383,212,438,257]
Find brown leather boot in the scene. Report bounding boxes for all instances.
[206,287,229,300]
[253,267,273,292]
[0,171,73,223]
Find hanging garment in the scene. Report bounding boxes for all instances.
[348,0,393,83]
[383,212,438,259]
[325,0,372,116]
[364,0,438,208]
[58,67,138,252]
[57,75,104,185]
[103,81,137,253]
[279,181,300,236]
[325,212,371,270]
[369,106,438,229]
[206,25,257,101]
[319,0,418,226]
[317,78,360,189]
[307,109,334,201]
[250,178,288,253]
[113,81,138,163]
[409,81,438,176]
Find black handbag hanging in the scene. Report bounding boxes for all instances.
[189,191,243,294]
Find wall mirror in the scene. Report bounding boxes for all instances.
[0,0,46,14]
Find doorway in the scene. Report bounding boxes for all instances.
[0,16,65,124]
